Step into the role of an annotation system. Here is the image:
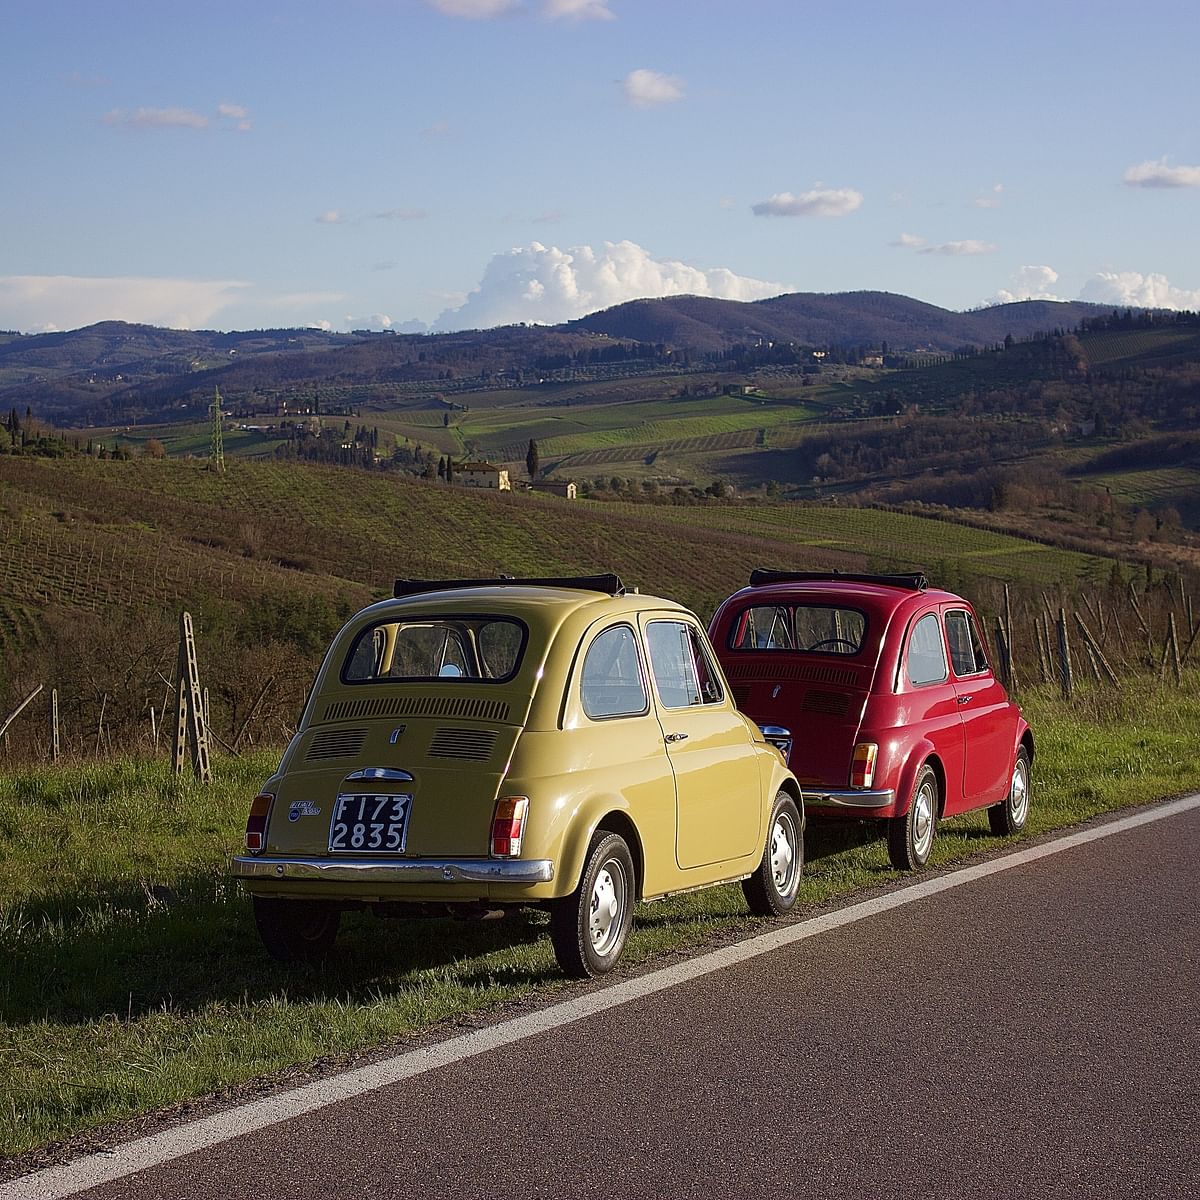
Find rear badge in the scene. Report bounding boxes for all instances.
[772,685,782,699]
[288,801,321,822]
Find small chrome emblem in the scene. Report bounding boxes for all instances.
[288,801,321,822]
[772,685,782,699]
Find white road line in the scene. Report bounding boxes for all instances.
[5,792,1199,1200]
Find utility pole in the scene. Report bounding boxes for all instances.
[209,386,226,475]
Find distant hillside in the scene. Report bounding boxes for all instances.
[1,292,1127,427]
[570,291,1118,353]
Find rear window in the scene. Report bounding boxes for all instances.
[343,616,526,683]
[728,604,867,656]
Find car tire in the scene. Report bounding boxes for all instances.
[550,832,635,979]
[253,896,341,963]
[988,747,1031,837]
[742,792,803,916]
[888,764,938,871]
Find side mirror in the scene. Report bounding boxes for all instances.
[758,724,792,763]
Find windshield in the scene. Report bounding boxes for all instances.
[343,616,527,683]
[728,604,867,656]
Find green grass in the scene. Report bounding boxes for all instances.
[2,674,1198,1158]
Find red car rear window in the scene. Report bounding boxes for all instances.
[728,605,867,655]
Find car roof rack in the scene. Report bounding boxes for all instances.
[748,569,928,592]
[394,573,626,598]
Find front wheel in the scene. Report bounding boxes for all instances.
[888,764,938,871]
[988,748,1031,836]
[742,792,803,916]
[550,832,635,978]
[252,896,341,963]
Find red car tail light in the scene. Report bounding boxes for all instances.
[850,743,878,789]
[490,797,529,858]
[245,792,274,853]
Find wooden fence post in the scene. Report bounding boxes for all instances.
[1162,613,1182,685]
[1033,619,1050,684]
[51,688,60,762]
[1003,583,1018,692]
[1056,608,1074,701]
[0,684,44,743]
[993,619,1012,691]
[1073,613,1120,687]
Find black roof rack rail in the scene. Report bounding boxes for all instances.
[394,573,626,599]
[749,569,928,592]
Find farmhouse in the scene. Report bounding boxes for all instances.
[457,461,511,490]
[530,479,578,500]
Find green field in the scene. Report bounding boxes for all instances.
[2,676,1198,1159]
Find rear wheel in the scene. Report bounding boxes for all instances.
[252,896,341,963]
[743,792,803,916]
[888,764,938,871]
[989,748,1031,836]
[550,832,635,979]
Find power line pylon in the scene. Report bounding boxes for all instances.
[209,386,226,474]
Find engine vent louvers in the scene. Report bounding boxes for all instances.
[802,690,853,717]
[427,728,500,761]
[306,728,368,761]
[322,695,510,723]
[725,661,857,688]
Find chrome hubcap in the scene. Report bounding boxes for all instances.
[912,782,935,857]
[589,860,626,955]
[770,814,797,895]
[1010,760,1029,824]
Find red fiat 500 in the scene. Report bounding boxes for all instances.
[709,570,1033,870]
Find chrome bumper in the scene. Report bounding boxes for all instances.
[231,855,555,884]
[801,787,896,810]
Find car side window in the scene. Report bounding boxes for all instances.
[906,612,949,686]
[580,625,649,719]
[646,620,724,708]
[946,609,988,676]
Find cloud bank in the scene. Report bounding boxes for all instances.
[992,265,1061,303]
[0,275,248,332]
[431,240,788,331]
[918,240,997,257]
[1080,271,1200,310]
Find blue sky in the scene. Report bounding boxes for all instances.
[3,0,1199,333]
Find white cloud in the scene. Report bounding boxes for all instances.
[432,240,788,331]
[891,232,927,249]
[973,183,1004,209]
[622,69,685,108]
[992,265,1061,303]
[104,106,209,129]
[752,187,863,218]
[217,102,252,132]
[373,208,428,221]
[1080,271,1200,310]
[0,275,248,332]
[918,240,998,256]
[544,0,614,18]
[316,210,345,224]
[1123,158,1200,189]
[427,0,519,16]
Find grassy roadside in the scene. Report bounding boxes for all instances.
[2,676,1198,1159]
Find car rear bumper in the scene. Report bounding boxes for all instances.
[231,855,555,884]
[799,787,896,810]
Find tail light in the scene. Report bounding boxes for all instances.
[490,797,529,858]
[245,792,274,853]
[850,743,878,789]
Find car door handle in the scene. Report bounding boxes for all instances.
[665,731,689,743]
[956,695,972,705]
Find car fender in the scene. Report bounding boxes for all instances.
[893,741,946,819]
[1014,715,1035,763]
[552,793,647,902]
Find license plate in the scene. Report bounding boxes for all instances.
[328,793,412,853]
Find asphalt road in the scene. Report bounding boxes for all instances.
[12,799,1200,1199]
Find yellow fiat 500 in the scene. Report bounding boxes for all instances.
[232,574,803,977]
